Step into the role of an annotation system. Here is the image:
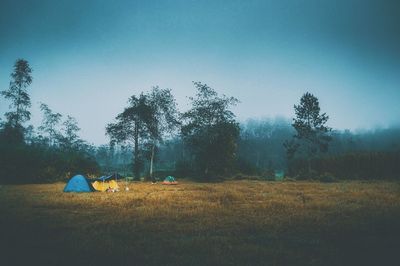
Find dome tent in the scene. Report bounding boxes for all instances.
[163,176,178,185]
[63,175,95,192]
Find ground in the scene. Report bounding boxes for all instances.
[0,180,399,266]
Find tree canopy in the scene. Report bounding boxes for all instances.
[1,59,33,128]
[284,92,332,176]
[181,82,240,178]
[106,87,179,180]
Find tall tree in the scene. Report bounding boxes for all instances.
[181,82,240,178]
[1,59,33,129]
[59,115,82,150]
[38,103,62,146]
[106,93,151,180]
[145,87,180,181]
[285,92,332,171]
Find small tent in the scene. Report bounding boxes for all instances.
[91,173,122,192]
[63,175,95,192]
[92,179,119,192]
[163,176,178,185]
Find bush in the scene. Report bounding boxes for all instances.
[0,142,99,184]
[175,160,192,178]
[261,169,275,181]
[236,158,260,175]
[316,173,337,183]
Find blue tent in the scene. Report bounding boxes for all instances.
[63,175,95,192]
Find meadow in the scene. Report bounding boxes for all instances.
[0,180,399,266]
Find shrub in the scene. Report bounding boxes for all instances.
[316,173,337,183]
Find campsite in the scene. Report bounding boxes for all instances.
[1,1,400,265]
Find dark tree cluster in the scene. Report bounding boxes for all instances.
[107,82,239,181]
[283,92,400,180]
[105,87,400,181]
[106,87,179,181]
[181,82,240,178]
[0,59,99,183]
[287,151,400,181]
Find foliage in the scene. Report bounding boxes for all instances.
[38,103,62,146]
[1,59,33,128]
[146,87,180,141]
[291,92,331,157]
[0,139,99,184]
[107,87,179,181]
[285,92,332,176]
[289,151,400,180]
[238,118,294,174]
[181,82,240,178]
[0,122,25,144]
[0,59,99,183]
[94,144,133,175]
[2,58,399,183]
[107,93,153,180]
[58,115,83,150]
[145,87,180,180]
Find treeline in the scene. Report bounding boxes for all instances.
[1,59,399,183]
[90,80,400,181]
[288,127,400,180]
[289,151,400,181]
[237,118,294,175]
[0,59,99,183]
[98,119,400,181]
[95,144,133,175]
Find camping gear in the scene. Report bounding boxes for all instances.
[93,173,123,182]
[92,179,119,192]
[91,173,122,192]
[63,175,95,192]
[162,176,178,185]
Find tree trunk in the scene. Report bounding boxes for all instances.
[150,144,155,182]
[15,86,21,127]
[133,121,140,181]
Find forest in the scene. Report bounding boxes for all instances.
[1,59,399,184]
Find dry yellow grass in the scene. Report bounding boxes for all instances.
[1,180,399,265]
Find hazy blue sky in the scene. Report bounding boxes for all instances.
[1,0,399,144]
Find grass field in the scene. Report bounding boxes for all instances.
[1,180,399,265]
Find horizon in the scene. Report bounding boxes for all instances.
[1,0,399,145]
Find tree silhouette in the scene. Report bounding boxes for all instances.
[181,82,240,178]
[1,59,33,128]
[38,103,62,146]
[106,93,151,180]
[285,92,331,174]
[59,115,82,150]
[146,87,179,182]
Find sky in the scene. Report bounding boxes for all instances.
[1,0,399,145]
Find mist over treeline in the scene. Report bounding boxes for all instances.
[1,59,399,183]
[95,120,400,179]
